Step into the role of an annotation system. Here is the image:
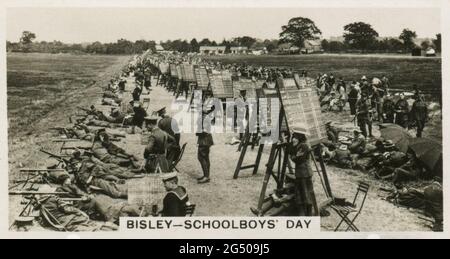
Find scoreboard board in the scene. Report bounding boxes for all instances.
[210,71,234,98]
[180,64,196,82]
[194,67,210,91]
[159,62,169,74]
[232,79,261,99]
[279,88,327,146]
[277,78,298,90]
[170,64,178,78]
[294,75,317,89]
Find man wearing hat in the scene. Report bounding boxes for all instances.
[160,172,189,217]
[157,107,181,166]
[288,126,317,216]
[132,101,147,128]
[395,93,409,128]
[325,121,339,145]
[410,94,429,137]
[143,116,173,173]
[356,93,373,138]
[333,144,354,169]
[105,107,125,124]
[196,110,214,184]
[349,129,366,155]
[382,94,396,123]
[132,83,143,102]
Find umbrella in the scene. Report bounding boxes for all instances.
[408,138,442,172]
[378,123,404,130]
[380,127,413,153]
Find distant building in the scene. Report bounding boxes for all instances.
[426,47,436,57]
[155,44,165,52]
[251,47,267,55]
[301,40,323,54]
[230,46,248,54]
[199,46,226,55]
[277,43,300,54]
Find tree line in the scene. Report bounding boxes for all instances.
[7,18,441,54]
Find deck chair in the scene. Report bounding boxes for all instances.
[331,181,370,232]
[185,203,196,217]
[170,143,187,172]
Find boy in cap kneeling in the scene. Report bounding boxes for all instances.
[161,172,189,217]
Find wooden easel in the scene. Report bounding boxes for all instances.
[233,126,265,179]
[254,84,334,216]
[233,98,264,179]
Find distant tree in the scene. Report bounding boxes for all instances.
[279,17,322,48]
[433,33,441,52]
[211,41,218,46]
[399,29,417,51]
[421,40,431,50]
[343,22,379,52]
[235,36,257,49]
[199,38,212,46]
[86,41,107,54]
[20,31,36,44]
[179,40,191,53]
[220,39,233,53]
[266,43,277,53]
[321,39,329,51]
[19,31,36,52]
[328,41,347,52]
[190,38,200,52]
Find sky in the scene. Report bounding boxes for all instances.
[6,8,441,43]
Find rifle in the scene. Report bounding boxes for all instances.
[9,191,68,195]
[39,149,73,167]
[77,106,91,113]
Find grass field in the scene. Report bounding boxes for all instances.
[204,54,442,95]
[7,53,130,138]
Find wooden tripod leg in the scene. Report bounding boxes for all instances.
[252,144,264,175]
[257,144,278,213]
[233,142,249,179]
[318,146,334,199]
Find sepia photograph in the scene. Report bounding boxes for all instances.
[2,0,446,239]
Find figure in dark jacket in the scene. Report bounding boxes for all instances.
[410,95,428,137]
[288,127,317,216]
[161,172,189,217]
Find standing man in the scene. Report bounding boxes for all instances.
[196,109,214,184]
[410,94,428,137]
[348,81,359,117]
[395,93,409,128]
[381,75,390,96]
[132,84,142,102]
[356,93,373,138]
[143,117,173,173]
[157,107,181,166]
[288,126,317,216]
[382,94,396,123]
[160,172,189,217]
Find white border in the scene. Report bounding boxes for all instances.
[0,0,447,239]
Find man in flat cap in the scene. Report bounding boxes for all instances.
[157,107,181,167]
[143,116,173,173]
[160,172,189,217]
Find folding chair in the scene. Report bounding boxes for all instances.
[170,143,187,172]
[185,203,196,217]
[331,181,370,232]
